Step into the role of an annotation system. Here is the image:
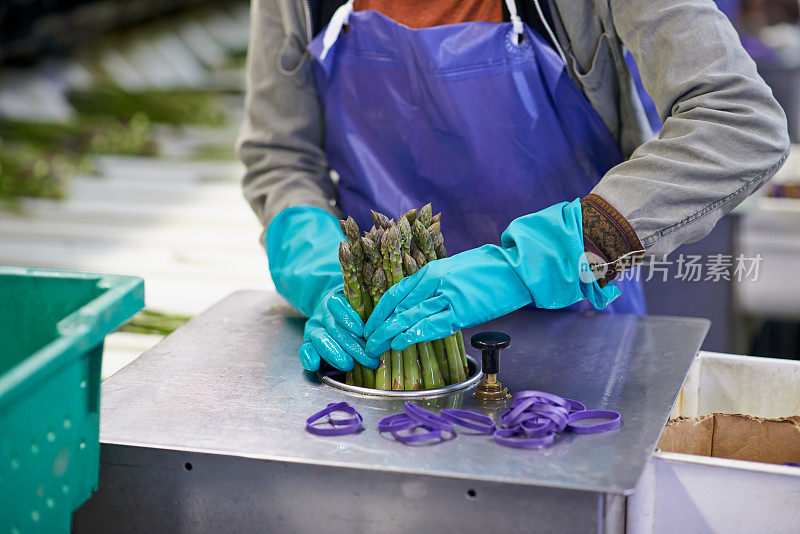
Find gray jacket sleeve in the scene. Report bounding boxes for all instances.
[237,0,339,233]
[592,0,790,257]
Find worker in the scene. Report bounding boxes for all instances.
[238,0,789,372]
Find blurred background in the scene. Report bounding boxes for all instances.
[1,0,799,377]
[0,0,267,377]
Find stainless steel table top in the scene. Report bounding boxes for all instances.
[100,290,708,496]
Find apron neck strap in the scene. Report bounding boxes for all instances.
[503,0,524,43]
[321,0,526,58]
[321,0,355,60]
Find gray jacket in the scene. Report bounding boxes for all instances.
[238,0,790,257]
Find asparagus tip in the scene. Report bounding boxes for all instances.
[338,241,352,264]
[418,203,433,226]
[402,208,418,225]
[403,252,419,275]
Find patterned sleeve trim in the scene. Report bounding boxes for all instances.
[581,193,645,285]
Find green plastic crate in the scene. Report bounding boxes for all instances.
[0,267,144,534]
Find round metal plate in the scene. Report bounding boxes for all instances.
[320,356,481,398]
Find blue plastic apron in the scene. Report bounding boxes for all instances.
[308,0,645,314]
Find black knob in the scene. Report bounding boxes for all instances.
[471,332,510,375]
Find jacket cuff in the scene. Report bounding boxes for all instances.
[581,193,645,285]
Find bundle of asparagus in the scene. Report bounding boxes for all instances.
[0,115,157,157]
[338,204,469,391]
[67,85,228,127]
[0,144,78,204]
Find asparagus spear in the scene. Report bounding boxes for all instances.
[412,249,428,270]
[403,253,445,389]
[398,216,413,256]
[390,348,405,390]
[375,233,405,390]
[340,216,361,248]
[342,219,379,385]
[402,208,418,226]
[382,226,406,285]
[418,203,433,227]
[444,334,466,383]
[382,225,421,390]
[393,240,425,396]
[373,227,385,250]
[404,241,450,383]
[433,233,447,260]
[432,212,441,225]
[427,217,467,377]
[361,235,382,268]
[339,240,374,387]
[402,342,422,390]
[353,364,364,386]
[341,217,374,317]
[456,331,469,377]
[402,252,419,275]
[339,242,365,320]
[429,222,447,259]
[363,263,375,294]
[416,208,467,382]
[361,363,375,388]
[370,209,393,230]
[432,338,450,384]
[363,233,392,388]
[412,219,438,262]
[427,220,441,240]
[369,269,392,390]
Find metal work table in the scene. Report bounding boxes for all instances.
[75,291,709,533]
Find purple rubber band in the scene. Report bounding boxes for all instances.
[391,424,447,444]
[306,402,358,426]
[520,418,554,437]
[328,415,361,426]
[378,413,415,433]
[440,409,496,434]
[501,400,569,430]
[306,402,364,436]
[566,410,621,434]
[379,409,453,445]
[500,397,537,426]
[324,401,362,419]
[306,420,363,436]
[493,427,555,449]
[403,402,453,432]
[528,404,569,432]
[513,390,570,410]
[565,398,586,413]
[326,402,362,426]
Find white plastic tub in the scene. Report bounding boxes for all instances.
[627,351,800,534]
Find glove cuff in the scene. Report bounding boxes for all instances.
[266,206,345,317]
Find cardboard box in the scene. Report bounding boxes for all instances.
[627,352,800,534]
[659,413,800,465]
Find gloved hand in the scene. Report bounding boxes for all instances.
[363,199,620,356]
[266,206,376,371]
[299,288,376,371]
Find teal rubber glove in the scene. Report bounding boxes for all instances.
[299,289,373,371]
[266,206,376,371]
[363,199,620,355]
